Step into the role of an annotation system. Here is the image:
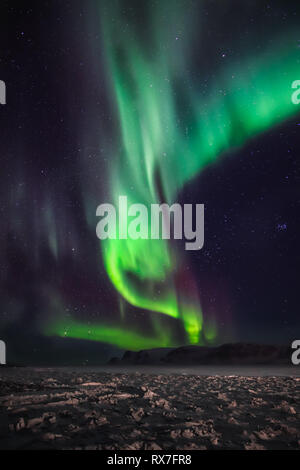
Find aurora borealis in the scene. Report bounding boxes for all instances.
[0,0,300,364]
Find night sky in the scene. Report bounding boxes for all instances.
[0,0,299,365]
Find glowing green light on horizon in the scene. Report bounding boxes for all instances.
[46,318,180,351]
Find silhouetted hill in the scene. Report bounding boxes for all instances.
[108,343,291,365]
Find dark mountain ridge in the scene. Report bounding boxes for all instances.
[108,343,291,366]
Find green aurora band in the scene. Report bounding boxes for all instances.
[47,1,300,350]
